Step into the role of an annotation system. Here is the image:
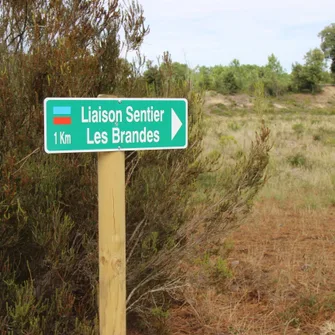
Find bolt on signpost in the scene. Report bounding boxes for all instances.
[44,96,188,334]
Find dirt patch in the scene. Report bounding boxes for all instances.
[273,103,287,109]
[290,86,335,108]
[128,329,144,335]
[205,86,335,112]
[204,91,253,111]
[167,200,335,334]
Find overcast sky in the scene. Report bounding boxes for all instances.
[135,0,335,72]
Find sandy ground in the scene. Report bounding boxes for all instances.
[204,86,335,111]
[167,201,335,334]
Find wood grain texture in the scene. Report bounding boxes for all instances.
[97,90,126,334]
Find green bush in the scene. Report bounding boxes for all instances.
[287,153,309,168]
[291,49,326,93]
[0,1,271,334]
[210,103,232,116]
[192,55,290,96]
[292,123,305,136]
[0,1,149,333]
[312,127,335,146]
[214,257,233,279]
[219,135,237,147]
[227,121,241,131]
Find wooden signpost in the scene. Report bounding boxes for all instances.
[98,150,126,334]
[97,95,126,335]
[44,95,188,334]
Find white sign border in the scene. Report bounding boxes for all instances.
[44,97,188,154]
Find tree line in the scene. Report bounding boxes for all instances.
[144,23,335,96]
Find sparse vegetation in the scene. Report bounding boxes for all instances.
[291,48,326,93]
[1,1,335,334]
[166,83,335,334]
[319,23,335,80]
[292,122,305,136]
[287,152,309,168]
[0,1,272,334]
[227,121,241,131]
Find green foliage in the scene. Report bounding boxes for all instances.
[212,68,240,94]
[215,103,227,110]
[192,50,330,96]
[0,2,272,334]
[313,133,322,141]
[210,103,232,116]
[292,123,305,136]
[144,52,191,96]
[262,54,291,96]
[0,0,148,333]
[266,54,284,74]
[214,257,233,279]
[313,127,335,146]
[319,23,335,76]
[253,81,270,115]
[151,307,169,319]
[279,294,335,328]
[227,121,241,131]
[324,137,335,146]
[193,65,213,91]
[143,61,163,95]
[222,70,239,94]
[291,49,326,93]
[192,55,289,96]
[194,251,211,266]
[287,153,309,168]
[194,252,233,286]
[219,135,237,147]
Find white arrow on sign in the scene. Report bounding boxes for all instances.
[171,108,182,140]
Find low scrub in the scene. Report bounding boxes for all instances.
[313,127,335,146]
[292,123,305,136]
[0,2,271,335]
[287,152,310,168]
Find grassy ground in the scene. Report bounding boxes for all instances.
[166,88,335,334]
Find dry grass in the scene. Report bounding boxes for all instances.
[168,202,335,334]
[287,86,335,108]
[165,89,335,335]
[204,106,335,209]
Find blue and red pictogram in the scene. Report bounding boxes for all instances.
[53,106,72,125]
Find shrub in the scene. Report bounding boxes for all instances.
[192,56,290,96]
[0,2,271,334]
[291,49,326,93]
[210,103,232,116]
[0,1,149,333]
[214,257,233,279]
[313,127,335,145]
[219,135,237,147]
[292,123,305,136]
[287,153,309,168]
[125,85,271,330]
[227,121,241,131]
[220,70,240,94]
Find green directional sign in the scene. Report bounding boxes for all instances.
[44,98,188,153]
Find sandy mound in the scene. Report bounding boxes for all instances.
[291,85,335,108]
[205,86,335,111]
